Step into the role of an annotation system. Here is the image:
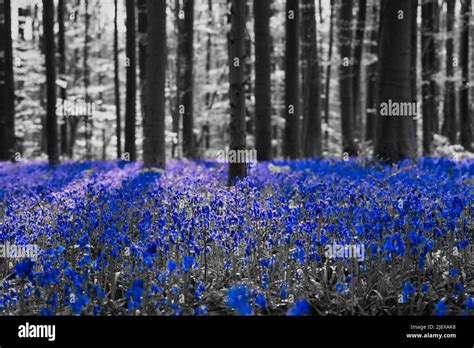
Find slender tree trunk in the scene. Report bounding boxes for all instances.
[254,0,272,161]
[365,0,378,142]
[302,0,322,157]
[84,0,91,159]
[353,0,367,139]
[138,0,147,152]
[125,0,137,161]
[58,0,67,157]
[114,0,122,159]
[421,0,436,155]
[43,0,59,166]
[178,0,195,159]
[443,0,456,144]
[460,0,472,151]
[172,0,180,158]
[0,0,14,160]
[338,0,357,156]
[324,0,334,146]
[375,0,415,162]
[284,0,301,159]
[228,0,247,184]
[411,0,418,153]
[144,0,166,168]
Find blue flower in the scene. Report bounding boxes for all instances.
[255,293,266,310]
[126,279,144,311]
[434,300,446,316]
[449,268,459,277]
[167,259,177,274]
[336,282,345,293]
[181,255,194,273]
[466,296,473,311]
[14,258,34,278]
[226,285,252,316]
[287,299,310,316]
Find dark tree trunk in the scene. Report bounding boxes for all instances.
[352,0,367,139]
[284,0,301,159]
[301,0,322,157]
[365,0,379,142]
[138,0,147,151]
[338,0,357,156]
[172,0,180,158]
[144,0,166,168]
[0,0,14,160]
[375,0,415,162]
[460,0,472,151]
[421,0,437,155]
[254,0,272,161]
[84,0,91,159]
[43,0,59,166]
[125,0,137,161]
[114,0,122,159]
[178,0,195,159]
[228,0,247,184]
[443,0,456,144]
[58,0,67,157]
[411,0,418,152]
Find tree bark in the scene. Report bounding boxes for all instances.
[338,0,357,156]
[411,0,418,153]
[138,0,147,153]
[0,0,14,160]
[58,0,67,157]
[375,0,415,162]
[301,0,322,157]
[254,0,272,161]
[353,0,367,139]
[114,0,122,159]
[228,0,247,184]
[284,0,301,159]
[178,0,195,159]
[43,0,59,166]
[460,0,472,151]
[365,0,379,142]
[144,0,166,168]
[125,0,137,161]
[443,0,456,144]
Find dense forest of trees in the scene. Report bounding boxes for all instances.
[0,0,472,182]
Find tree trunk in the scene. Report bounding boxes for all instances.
[43,0,59,166]
[375,0,415,162]
[254,0,272,161]
[338,0,357,156]
[365,0,378,142]
[114,0,122,159]
[178,0,195,159]
[0,0,14,160]
[125,0,137,161]
[443,0,456,144]
[353,0,367,140]
[228,0,247,184]
[324,0,334,140]
[58,0,67,157]
[144,0,166,168]
[84,0,91,159]
[421,0,437,155]
[301,0,322,157]
[138,0,147,154]
[284,0,301,159]
[411,0,418,153]
[460,0,472,151]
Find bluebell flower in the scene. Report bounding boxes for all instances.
[434,300,446,316]
[287,299,310,316]
[255,293,266,310]
[226,285,252,316]
[466,296,473,311]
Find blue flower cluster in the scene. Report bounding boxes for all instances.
[0,158,472,315]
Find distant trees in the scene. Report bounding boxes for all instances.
[125,0,137,161]
[228,0,247,184]
[143,0,167,168]
[254,0,273,161]
[43,0,59,166]
[375,0,415,162]
[0,0,14,161]
[284,0,301,159]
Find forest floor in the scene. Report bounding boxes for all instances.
[0,158,473,315]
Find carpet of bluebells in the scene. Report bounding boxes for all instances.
[0,158,473,316]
